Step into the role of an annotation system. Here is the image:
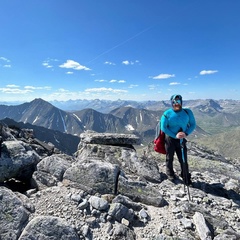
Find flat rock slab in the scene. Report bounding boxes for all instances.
[80,132,140,145]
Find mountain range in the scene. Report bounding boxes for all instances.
[0,98,240,159]
[1,111,240,240]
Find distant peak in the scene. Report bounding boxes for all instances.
[30,98,54,108]
[31,98,46,103]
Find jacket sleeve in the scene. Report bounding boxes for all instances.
[160,114,176,139]
[185,109,196,136]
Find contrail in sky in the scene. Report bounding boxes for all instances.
[87,0,198,64]
[87,25,154,64]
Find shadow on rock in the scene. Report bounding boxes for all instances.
[193,181,240,205]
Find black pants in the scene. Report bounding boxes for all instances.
[165,135,190,180]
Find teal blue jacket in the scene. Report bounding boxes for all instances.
[160,108,196,139]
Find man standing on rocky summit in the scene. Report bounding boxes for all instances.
[160,94,196,185]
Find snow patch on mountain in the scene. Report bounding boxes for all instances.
[72,113,82,122]
[125,124,135,131]
[33,115,39,124]
[59,110,67,132]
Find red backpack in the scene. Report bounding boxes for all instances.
[153,119,166,154]
[154,131,166,154]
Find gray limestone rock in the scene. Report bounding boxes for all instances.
[89,195,109,211]
[0,187,30,240]
[214,228,240,240]
[36,154,73,181]
[32,170,59,190]
[112,194,143,211]
[193,212,212,240]
[118,176,167,207]
[78,198,89,210]
[0,140,40,182]
[18,216,79,240]
[108,202,135,223]
[79,131,140,145]
[111,222,136,240]
[81,143,160,183]
[63,158,120,194]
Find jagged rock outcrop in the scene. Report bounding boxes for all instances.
[70,132,163,205]
[0,125,240,239]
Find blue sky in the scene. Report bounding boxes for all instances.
[0,0,239,103]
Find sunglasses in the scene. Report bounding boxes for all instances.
[172,99,181,105]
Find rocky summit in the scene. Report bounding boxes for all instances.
[0,123,240,240]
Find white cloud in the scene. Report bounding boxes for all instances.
[148,85,156,90]
[0,57,10,62]
[152,74,175,79]
[122,60,131,65]
[66,71,73,74]
[95,79,107,82]
[59,60,91,71]
[40,87,130,101]
[0,57,11,68]
[128,84,138,88]
[110,79,126,83]
[0,85,52,95]
[24,86,51,90]
[42,58,58,69]
[0,87,32,94]
[104,61,116,65]
[169,82,180,85]
[58,88,69,92]
[122,60,140,65]
[6,84,19,88]
[85,87,127,94]
[42,62,53,68]
[199,70,218,75]
[24,86,37,90]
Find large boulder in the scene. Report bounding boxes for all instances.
[118,176,166,207]
[0,187,30,240]
[0,140,40,182]
[18,216,79,240]
[63,158,120,194]
[31,154,75,190]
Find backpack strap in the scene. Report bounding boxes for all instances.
[183,108,190,129]
[183,108,189,115]
[155,114,167,139]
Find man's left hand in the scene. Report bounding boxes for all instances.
[176,132,186,139]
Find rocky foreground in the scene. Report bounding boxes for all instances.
[0,123,240,240]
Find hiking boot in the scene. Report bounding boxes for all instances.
[180,172,192,184]
[184,178,192,186]
[167,174,176,181]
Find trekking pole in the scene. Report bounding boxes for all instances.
[180,139,191,202]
